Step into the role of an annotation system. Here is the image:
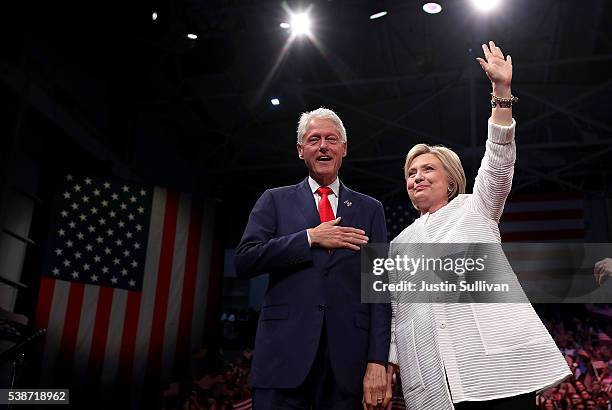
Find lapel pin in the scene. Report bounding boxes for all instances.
[344,200,352,207]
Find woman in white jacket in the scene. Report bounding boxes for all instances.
[384,42,571,410]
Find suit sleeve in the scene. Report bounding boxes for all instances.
[367,200,392,363]
[235,190,313,279]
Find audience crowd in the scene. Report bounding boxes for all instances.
[161,304,612,410]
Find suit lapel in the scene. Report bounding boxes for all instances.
[335,182,356,229]
[296,178,320,228]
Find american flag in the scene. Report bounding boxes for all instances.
[34,174,215,404]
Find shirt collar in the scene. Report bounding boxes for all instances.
[308,176,340,197]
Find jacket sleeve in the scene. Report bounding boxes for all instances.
[368,200,392,363]
[235,189,313,279]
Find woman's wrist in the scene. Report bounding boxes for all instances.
[492,83,512,98]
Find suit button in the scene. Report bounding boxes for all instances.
[317,304,326,311]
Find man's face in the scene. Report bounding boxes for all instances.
[297,118,347,186]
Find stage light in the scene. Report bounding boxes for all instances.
[152,11,158,21]
[290,12,311,36]
[280,22,290,29]
[471,0,500,11]
[271,98,280,106]
[187,33,198,40]
[369,11,388,20]
[422,3,442,14]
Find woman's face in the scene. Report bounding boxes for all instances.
[406,153,450,215]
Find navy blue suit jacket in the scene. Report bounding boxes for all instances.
[235,178,390,395]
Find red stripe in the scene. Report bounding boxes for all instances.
[117,290,142,387]
[501,229,584,241]
[501,209,584,222]
[173,204,203,377]
[58,283,85,378]
[145,190,180,387]
[35,276,56,330]
[87,285,114,385]
[507,192,584,202]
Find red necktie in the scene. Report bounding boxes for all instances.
[316,187,335,223]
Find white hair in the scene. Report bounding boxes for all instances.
[296,108,347,144]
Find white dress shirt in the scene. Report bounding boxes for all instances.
[305,177,340,246]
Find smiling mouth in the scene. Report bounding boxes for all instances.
[317,156,332,162]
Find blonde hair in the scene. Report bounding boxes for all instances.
[404,144,466,205]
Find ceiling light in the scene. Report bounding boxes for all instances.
[152,12,158,21]
[471,0,500,11]
[280,22,290,29]
[422,3,442,14]
[290,12,311,36]
[271,98,280,106]
[369,11,388,20]
[187,33,198,40]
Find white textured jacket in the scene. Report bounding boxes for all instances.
[389,119,571,409]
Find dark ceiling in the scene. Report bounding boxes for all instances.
[2,0,612,244]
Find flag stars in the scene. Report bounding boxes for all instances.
[111,193,119,200]
[131,260,138,268]
[52,268,60,276]
[71,203,79,210]
[93,255,101,263]
[102,266,109,274]
[69,221,76,229]
[88,225,96,233]
[126,232,133,239]
[111,277,118,284]
[77,232,84,240]
[99,218,106,225]
[121,268,128,276]
[137,207,144,214]
[106,229,114,236]
[79,214,87,221]
[58,229,66,236]
[63,192,71,199]
[104,248,111,255]
[91,207,99,215]
[66,240,74,248]
[115,239,124,246]
[101,200,109,207]
[122,185,129,192]
[103,182,111,189]
[83,263,90,271]
[120,203,127,210]
[134,242,141,250]
[96,236,104,244]
[139,189,147,196]
[66,174,73,181]
[129,280,136,287]
[109,211,116,218]
[74,184,82,192]
[113,258,120,265]
[84,177,92,185]
[74,252,82,259]
[93,189,100,196]
[55,248,63,256]
[72,271,79,278]
[91,274,99,282]
[123,249,131,257]
[118,221,125,228]
[61,211,69,218]
[129,196,137,203]
[136,225,143,232]
[63,259,71,267]
[128,214,135,221]
[82,196,90,203]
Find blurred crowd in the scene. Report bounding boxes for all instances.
[161,304,612,410]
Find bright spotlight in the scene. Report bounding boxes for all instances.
[369,11,388,20]
[187,33,198,40]
[290,12,311,36]
[280,22,290,29]
[422,3,442,14]
[471,0,500,11]
[271,98,280,106]
[152,11,158,21]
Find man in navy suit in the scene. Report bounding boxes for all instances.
[235,108,391,409]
